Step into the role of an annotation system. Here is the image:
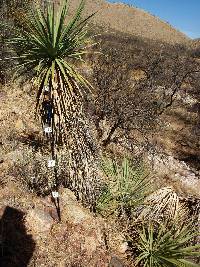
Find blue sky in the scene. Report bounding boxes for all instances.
[108,0,200,39]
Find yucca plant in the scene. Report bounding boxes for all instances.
[7,0,101,207]
[9,0,94,103]
[135,222,200,267]
[97,157,152,216]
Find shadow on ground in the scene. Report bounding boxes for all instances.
[0,206,35,267]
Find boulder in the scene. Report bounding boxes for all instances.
[109,256,125,267]
[150,154,200,197]
[60,188,77,204]
[62,203,93,224]
[26,208,54,234]
[60,188,94,225]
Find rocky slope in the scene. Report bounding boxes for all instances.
[0,83,129,266]
[0,1,199,266]
[0,181,128,266]
[68,0,190,44]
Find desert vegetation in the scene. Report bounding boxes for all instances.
[87,32,200,155]
[4,0,102,210]
[96,157,200,266]
[0,0,200,266]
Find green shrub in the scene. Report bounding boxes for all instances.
[97,157,152,217]
[135,222,200,267]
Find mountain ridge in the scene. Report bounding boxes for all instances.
[68,0,190,44]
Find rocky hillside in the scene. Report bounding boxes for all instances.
[0,1,200,266]
[0,180,128,266]
[68,0,190,44]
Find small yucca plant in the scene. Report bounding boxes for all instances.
[135,222,200,267]
[97,157,151,216]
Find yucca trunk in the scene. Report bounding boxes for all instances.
[42,71,100,207]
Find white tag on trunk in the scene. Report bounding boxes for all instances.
[44,85,49,92]
[44,127,52,133]
[52,191,59,198]
[48,160,55,168]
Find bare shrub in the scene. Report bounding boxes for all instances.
[10,147,54,195]
[86,32,199,158]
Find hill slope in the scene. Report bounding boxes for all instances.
[69,0,190,44]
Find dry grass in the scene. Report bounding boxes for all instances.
[0,82,43,189]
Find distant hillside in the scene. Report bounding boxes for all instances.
[68,0,190,44]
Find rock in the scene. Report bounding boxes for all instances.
[15,119,26,132]
[109,256,125,267]
[40,196,60,221]
[60,188,77,205]
[131,68,147,81]
[62,203,93,224]
[118,241,128,255]
[149,154,200,197]
[26,209,54,234]
[60,188,94,225]
[22,83,32,92]
[109,232,128,255]
[82,236,98,254]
